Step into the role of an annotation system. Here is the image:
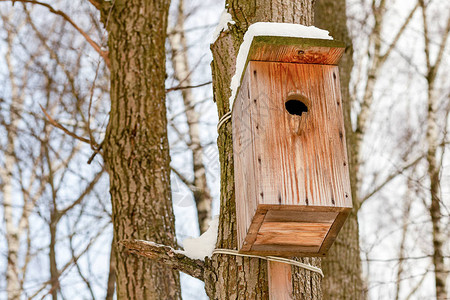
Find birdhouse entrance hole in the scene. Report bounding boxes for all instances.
[285,98,308,116]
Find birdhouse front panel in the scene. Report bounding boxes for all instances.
[232,38,352,257]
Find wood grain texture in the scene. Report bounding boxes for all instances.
[249,36,345,65]
[268,261,293,300]
[264,209,338,223]
[244,245,321,257]
[318,211,349,254]
[233,60,352,255]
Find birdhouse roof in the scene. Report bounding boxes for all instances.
[248,36,346,65]
[228,23,346,109]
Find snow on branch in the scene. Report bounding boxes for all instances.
[121,217,219,279]
[181,216,219,260]
[121,240,205,280]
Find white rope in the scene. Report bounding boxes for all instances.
[212,248,324,277]
[217,111,232,131]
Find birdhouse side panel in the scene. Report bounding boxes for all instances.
[232,68,261,250]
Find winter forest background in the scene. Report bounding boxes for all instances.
[0,0,449,299]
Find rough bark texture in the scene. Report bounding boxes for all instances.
[101,1,181,299]
[168,0,213,234]
[205,1,322,299]
[315,1,366,299]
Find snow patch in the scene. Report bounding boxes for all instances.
[181,216,219,260]
[229,22,334,108]
[212,10,236,42]
[134,240,184,255]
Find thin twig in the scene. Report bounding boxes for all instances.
[166,81,212,92]
[39,104,95,146]
[379,2,419,64]
[429,12,450,82]
[88,61,101,150]
[360,154,424,204]
[1,0,110,68]
[87,142,103,164]
[171,166,197,192]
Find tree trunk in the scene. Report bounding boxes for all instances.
[425,73,448,300]
[2,31,23,300]
[419,2,449,298]
[315,1,365,299]
[49,215,59,300]
[205,1,322,299]
[101,1,181,299]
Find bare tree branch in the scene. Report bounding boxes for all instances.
[28,222,109,299]
[429,13,450,82]
[360,154,424,204]
[171,166,195,189]
[39,104,96,146]
[0,0,110,68]
[379,2,419,64]
[58,169,104,218]
[121,240,205,280]
[166,81,212,92]
[419,0,432,72]
[404,266,430,300]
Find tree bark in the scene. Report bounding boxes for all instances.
[314,1,365,299]
[419,2,449,298]
[101,1,181,299]
[424,46,449,300]
[206,1,322,299]
[2,24,24,300]
[49,216,59,300]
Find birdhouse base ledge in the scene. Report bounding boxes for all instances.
[238,205,351,257]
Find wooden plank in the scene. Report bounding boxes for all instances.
[249,36,345,65]
[240,208,267,251]
[233,67,261,251]
[268,261,293,300]
[259,222,330,233]
[248,244,321,257]
[318,209,351,255]
[254,232,326,247]
[264,210,338,223]
[255,235,324,247]
[259,204,350,212]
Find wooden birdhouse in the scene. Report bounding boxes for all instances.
[232,36,352,257]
